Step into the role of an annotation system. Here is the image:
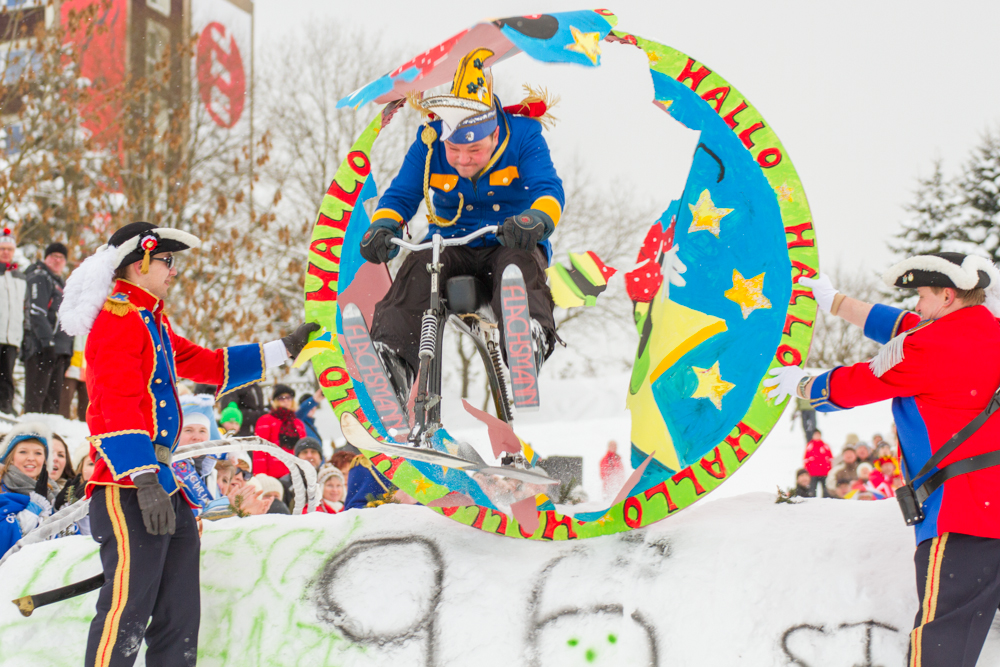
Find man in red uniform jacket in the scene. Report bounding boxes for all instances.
[59,222,317,667]
[766,252,1000,667]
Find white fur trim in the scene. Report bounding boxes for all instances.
[58,245,118,337]
[983,260,1000,318]
[112,228,201,268]
[883,254,993,290]
[0,421,53,452]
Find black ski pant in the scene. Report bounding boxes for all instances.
[85,486,200,667]
[908,532,1000,667]
[0,343,18,414]
[370,244,555,375]
[23,348,69,414]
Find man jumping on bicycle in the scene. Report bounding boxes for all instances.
[360,48,564,402]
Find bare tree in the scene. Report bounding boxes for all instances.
[806,264,883,368]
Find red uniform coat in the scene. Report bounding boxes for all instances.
[810,303,1000,544]
[85,280,266,500]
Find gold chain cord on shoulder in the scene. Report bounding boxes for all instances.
[420,124,463,228]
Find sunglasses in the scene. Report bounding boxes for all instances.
[151,255,175,269]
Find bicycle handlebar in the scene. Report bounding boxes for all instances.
[390,225,498,252]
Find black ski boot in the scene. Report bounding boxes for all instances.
[374,341,415,408]
[530,319,552,373]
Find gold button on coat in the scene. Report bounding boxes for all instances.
[160,430,168,437]
[159,400,166,407]
[465,204,473,211]
[493,204,500,211]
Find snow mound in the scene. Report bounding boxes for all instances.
[4,493,1000,665]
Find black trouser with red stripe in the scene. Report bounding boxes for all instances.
[85,485,200,667]
[909,533,1000,667]
[371,244,555,375]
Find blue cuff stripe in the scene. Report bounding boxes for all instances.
[809,370,844,413]
[90,431,158,481]
[864,304,907,345]
[217,344,266,397]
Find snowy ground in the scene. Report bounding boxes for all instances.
[7,374,998,665]
[4,494,1000,666]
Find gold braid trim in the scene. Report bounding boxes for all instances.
[420,124,463,228]
[103,299,137,317]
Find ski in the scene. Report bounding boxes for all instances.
[341,303,410,441]
[500,265,540,411]
[341,412,480,470]
[474,466,559,486]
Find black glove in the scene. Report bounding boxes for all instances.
[282,322,321,359]
[134,473,176,535]
[498,209,555,251]
[360,219,403,264]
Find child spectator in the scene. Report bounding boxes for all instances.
[793,468,813,498]
[832,474,853,499]
[315,465,345,514]
[296,389,323,442]
[219,401,242,435]
[250,473,291,514]
[803,429,832,497]
[599,440,624,497]
[253,385,306,479]
[870,456,904,498]
[0,423,55,557]
[825,445,859,495]
[854,442,872,465]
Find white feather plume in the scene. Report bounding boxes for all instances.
[59,244,118,337]
[985,261,1000,319]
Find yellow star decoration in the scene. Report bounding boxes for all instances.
[413,477,432,494]
[647,50,662,66]
[725,269,772,319]
[687,189,733,238]
[565,26,602,65]
[775,183,794,202]
[690,361,736,410]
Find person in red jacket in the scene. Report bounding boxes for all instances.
[803,429,832,498]
[599,440,624,497]
[252,384,307,479]
[765,252,1000,667]
[58,222,318,667]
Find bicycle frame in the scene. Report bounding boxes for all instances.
[390,226,498,446]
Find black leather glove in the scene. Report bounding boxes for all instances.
[282,322,321,359]
[134,473,176,535]
[498,209,555,251]
[360,219,403,264]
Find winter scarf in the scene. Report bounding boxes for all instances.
[272,408,300,450]
[2,465,48,499]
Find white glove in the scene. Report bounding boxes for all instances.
[763,366,808,405]
[799,274,838,314]
[664,243,687,288]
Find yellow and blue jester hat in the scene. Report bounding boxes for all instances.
[422,47,497,144]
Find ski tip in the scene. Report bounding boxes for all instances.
[342,302,362,318]
[501,264,525,279]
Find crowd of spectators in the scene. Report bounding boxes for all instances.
[0,375,403,560]
[793,426,905,501]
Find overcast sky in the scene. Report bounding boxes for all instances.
[255,0,1000,273]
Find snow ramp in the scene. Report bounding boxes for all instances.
[4,494,1000,666]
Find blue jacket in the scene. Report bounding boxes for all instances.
[373,108,565,261]
[343,455,396,510]
[296,396,322,442]
[0,492,28,558]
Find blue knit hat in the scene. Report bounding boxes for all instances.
[0,422,51,463]
[180,394,222,442]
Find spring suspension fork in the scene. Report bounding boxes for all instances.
[418,310,438,360]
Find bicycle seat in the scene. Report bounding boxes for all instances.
[446,275,489,315]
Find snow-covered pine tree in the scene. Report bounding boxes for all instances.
[955,128,1000,264]
[888,160,960,260]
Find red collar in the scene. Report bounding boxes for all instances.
[112,279,164,316]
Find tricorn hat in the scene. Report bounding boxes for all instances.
[882,252,998,290]
[58,222,201,337]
